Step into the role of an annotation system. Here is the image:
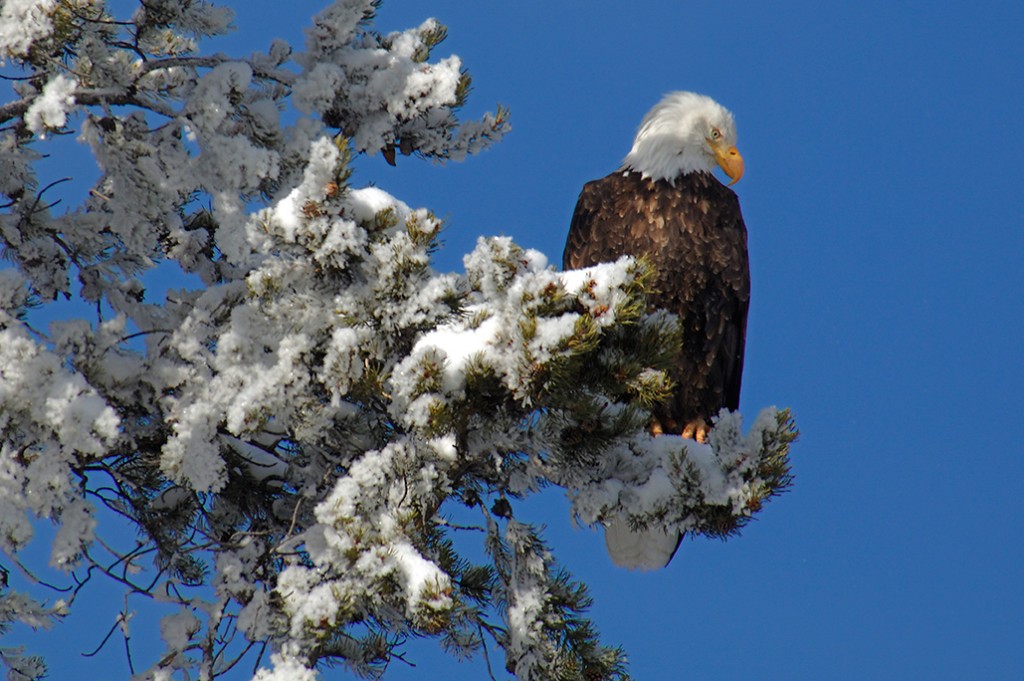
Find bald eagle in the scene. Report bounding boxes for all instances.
[562,92,749,570]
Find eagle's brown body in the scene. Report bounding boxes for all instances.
[563,169,749,435]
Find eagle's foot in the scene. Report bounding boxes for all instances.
[681,418,709,444]
[649,417,679,437]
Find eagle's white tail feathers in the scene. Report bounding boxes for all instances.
[603,517,681,571]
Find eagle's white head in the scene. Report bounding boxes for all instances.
[621,91,744,186]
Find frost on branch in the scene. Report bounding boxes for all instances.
[0,2,793,680]
[0,285,119,557]
[296,4,509,162]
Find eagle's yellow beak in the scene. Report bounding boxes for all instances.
[712,142,744,185]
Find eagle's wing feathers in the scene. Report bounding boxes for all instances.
[564,177,628,270]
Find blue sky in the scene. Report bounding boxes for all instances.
[8,1,1024,679]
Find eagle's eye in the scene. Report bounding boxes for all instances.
[709,128,722,140]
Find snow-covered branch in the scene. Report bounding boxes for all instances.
[0,2,794,679]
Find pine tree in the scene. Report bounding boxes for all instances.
[0,2,796,679]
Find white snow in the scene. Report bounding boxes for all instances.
[0,0,58,59]
[251,652,319,681]
[411,315,501,394]
[220,434,288,484]
[390,541,452,615]
[159,610,200,651]
[48,498,95,569]
[347,186,412,224]
[559,257,635,325]
[24,74,77,137]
